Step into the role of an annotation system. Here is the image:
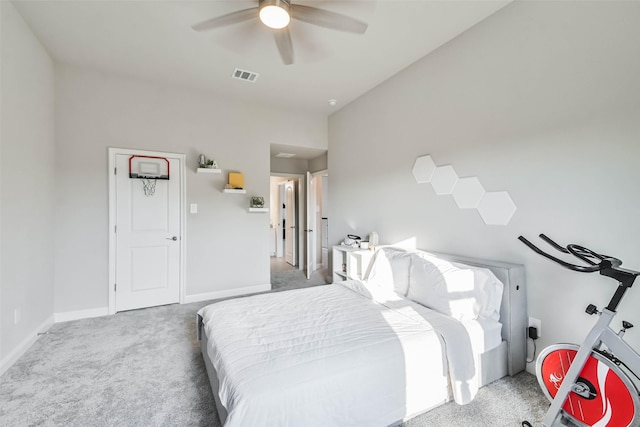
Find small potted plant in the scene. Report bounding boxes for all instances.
[250,196,265,208]
[206,159,218,169]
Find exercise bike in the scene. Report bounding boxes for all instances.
[518,234,640,427]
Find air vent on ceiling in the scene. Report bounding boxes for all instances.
[232,68,259,83]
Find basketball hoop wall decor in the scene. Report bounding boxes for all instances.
[129,155,170,197]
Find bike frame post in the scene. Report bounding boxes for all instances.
[542,309,615,427]
[602,326,640,382]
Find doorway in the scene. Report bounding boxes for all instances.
[269,171,328,280]
[270,175,302,270]
[269,143,328,284]
[108,148,186,314]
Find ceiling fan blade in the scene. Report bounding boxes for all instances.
[192,7,258,32]
[290,4,368,34]
[273,28,294,65]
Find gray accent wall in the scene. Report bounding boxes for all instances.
[54,64,327,312]
[1,2,56,367]
[328,1,640,373]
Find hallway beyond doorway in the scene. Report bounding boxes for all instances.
[270,256,329,291]
[270,256,296,273]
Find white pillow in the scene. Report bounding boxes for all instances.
[407,253,503,321]
[365,247,412,296]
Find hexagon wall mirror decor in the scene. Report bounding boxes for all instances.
[452,177,485,209]
[477,191,517,225]
[431,165,459,195]
[412,155,436,184]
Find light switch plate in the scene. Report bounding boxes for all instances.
[190,203,198,214]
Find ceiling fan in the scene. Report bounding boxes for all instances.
[192,0,368,65]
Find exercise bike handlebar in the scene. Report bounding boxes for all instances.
[519,234,639,312]
[517,234,621,272]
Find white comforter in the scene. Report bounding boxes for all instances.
[198,280,479,427]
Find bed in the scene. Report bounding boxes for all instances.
[197,247,527,426]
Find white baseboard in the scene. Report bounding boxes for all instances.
[0,314,55,377]
[54,307,109,323]
[184,284,272,304]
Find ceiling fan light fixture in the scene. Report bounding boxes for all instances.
[259,0,290,29]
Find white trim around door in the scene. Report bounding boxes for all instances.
[108,147,187,315]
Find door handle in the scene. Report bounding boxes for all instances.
[166,236,178,241]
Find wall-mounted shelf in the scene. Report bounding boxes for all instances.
[223,188,246,194]
[248,207,269,213]
[197,167,222,174]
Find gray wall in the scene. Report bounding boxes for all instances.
[270,157,310,175]
[270,153,327,175]
[309,153,328,174]
[1,2,56,366]
[54,64,327,313]
[328,0,640,372]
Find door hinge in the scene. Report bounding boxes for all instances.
[114,167,117,175]
[114,283,117,292]
[114,225,117,233]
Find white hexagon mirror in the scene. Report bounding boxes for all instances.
[412,155,436,184]
[452,177,485,209]
[431,165,459,195]
[477,191,517,225]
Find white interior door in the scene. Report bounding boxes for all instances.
[114,153,181,312]
[304,172,313,279]
[284,180,296,266]
[276,183,285,258]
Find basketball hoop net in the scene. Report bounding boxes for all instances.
[141,178,157,197]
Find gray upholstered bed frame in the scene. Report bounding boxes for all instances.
[424,251,527,383]
[197,250,527,424]
[199,328,229,423]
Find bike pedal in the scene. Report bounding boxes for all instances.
[585,304,599,315]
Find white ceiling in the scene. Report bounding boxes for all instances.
[13,0,511,116]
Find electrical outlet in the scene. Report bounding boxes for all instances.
[529,316,541,338]
[14,308,21,325]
